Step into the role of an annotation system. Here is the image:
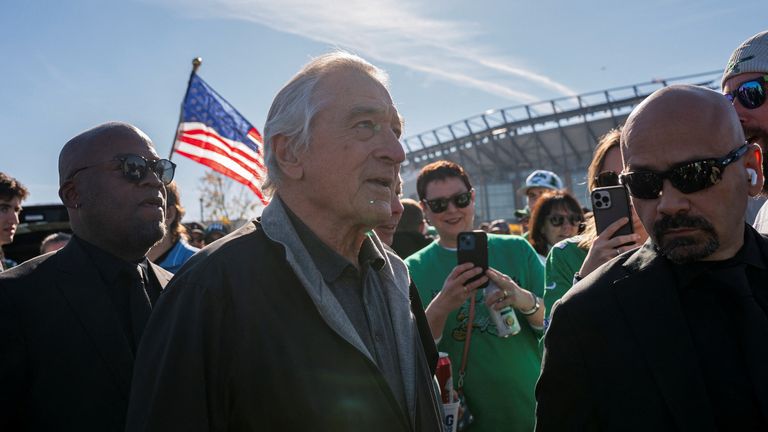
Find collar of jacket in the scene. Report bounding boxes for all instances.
[260,197,419,423]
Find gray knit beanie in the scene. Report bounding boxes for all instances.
[722,30,768,88]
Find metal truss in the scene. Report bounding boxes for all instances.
[401,70,722,221]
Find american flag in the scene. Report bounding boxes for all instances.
[173,74,269,205]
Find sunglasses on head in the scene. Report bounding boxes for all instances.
[594,171,620,188]
[548,213,584,227]
[724,75,768,110]
[422,190,473,213]
[69,154,177,186]
[619,143,748,199]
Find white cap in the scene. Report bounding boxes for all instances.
[517,170,563,195]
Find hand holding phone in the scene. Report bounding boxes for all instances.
[457,231,489,289]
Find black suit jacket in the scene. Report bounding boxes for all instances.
[126,220,442,432]
[536,227,768,432]
[0,239,172,432]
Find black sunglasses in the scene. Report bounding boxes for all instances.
[619,143,748,199]
[422,190,473,213]
[594,171,620,188]
[724,75,768,110]
[548,213,584,227]
[69,154,177,186]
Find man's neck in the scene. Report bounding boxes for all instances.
[278,193,369,266]
[700,222,747,262]
[147,234,175,262]
[74,231,149,263]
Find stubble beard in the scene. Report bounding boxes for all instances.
[653,214,720,264]
[109,211,167,258]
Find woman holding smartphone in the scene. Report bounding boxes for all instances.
[406,160,544,432]
[543,128,649,321]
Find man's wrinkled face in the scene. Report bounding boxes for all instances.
[298,68,405,229]
[0,196,22,246]
[374,177,403,246]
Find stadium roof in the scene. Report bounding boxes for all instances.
[402,70,722,175]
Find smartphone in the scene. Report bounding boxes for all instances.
[457,231,489,289]
[591,185,634,238]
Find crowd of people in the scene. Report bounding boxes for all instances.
[0,29,767,432]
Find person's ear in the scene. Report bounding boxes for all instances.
[419,201,431,224]
[272,135,304,181]
[59,180,80,209]
[745,144,764,196]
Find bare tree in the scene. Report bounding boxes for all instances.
[198,171,263,225]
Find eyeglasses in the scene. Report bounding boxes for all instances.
[68,154,177,186]
[619,143,748,199]
[422,190,473,213]
[724,75,768,110]
[594,171,620,188]
[548,214,584,227]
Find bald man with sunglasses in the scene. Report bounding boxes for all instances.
[0,122,174,431]
[723,30,768,231]
[536,85,768,431]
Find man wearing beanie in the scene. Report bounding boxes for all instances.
[723,30,768,231]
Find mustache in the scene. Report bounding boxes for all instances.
[653,214,716,239]
[744,126,768,143]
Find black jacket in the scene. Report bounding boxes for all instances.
[0,240,172,431]
[126,214,442,431]
[536,227,768,432]
[391,231,432,260]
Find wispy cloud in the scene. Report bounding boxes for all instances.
[35,52,77,92]
[152,0,577,102]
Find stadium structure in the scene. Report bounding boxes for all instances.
[400,70,723,223]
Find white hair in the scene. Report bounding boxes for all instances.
[261,51,390,196]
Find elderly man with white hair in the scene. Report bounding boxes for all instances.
[126,52,443,432]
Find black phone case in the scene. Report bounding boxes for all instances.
[591,186,634,238]
[457,231,489,289]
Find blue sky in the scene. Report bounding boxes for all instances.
[2,0,765,221]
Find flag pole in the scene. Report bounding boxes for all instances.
[168,57,203,161]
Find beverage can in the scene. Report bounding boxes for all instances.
[485,283,522,337]
[436,352,454,403]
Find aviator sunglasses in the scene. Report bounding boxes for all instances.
[619,143,748,199]
[68,154,177,186]
[724,75,768,110]
[422,190,473,213]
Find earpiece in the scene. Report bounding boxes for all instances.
[747,168,758,186]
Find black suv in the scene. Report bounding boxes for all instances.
[3,204,71,265]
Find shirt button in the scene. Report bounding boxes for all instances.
[374,332,383,342]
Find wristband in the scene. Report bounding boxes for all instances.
[518,291,540,316]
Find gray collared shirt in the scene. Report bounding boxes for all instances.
[285,206,407,412]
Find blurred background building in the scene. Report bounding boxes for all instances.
[400,71,721,222]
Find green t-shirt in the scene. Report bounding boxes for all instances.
[543,237,588,320]
[406,234,544,432]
